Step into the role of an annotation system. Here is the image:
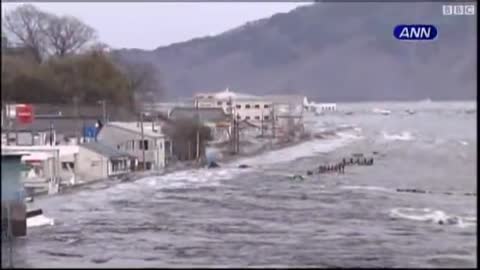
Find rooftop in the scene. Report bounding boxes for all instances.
[262,95,306,104]
[169,107,230,123]
[196,88,263,101]
[80,142,132,159]
[2,117,98,135]
[194,90,307,104]
[1,145,79,157]
[106,121,165,138]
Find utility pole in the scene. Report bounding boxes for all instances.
[5,102,10,145]
[272,103,276,139]
[230,98,235,154]
[49,121,54,145]
[231,118,236,154]
[236,118,240,153]
[188,141,192,160]
[73,96,79,144]
[195,97,200,161]
[261,109,264,137]
[100,99,107,124]
[140,111,146,170]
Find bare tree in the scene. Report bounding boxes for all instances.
[113,58,164,105]
[3,4,97,61]
[88,42,110,53]
[42,15,97,57]
[2,4,50,63]
[126,62,157,94]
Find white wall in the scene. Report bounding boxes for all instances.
[97,125,167,170]
[232,100,273,122]
[76,147,108,181]
[196,97,273,123]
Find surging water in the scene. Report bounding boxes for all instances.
[7,101,477,268]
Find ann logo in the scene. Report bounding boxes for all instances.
[394,25,438,41]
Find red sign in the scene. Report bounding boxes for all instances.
[16,104,34,124]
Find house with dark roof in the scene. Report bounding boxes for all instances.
[77,142,136,180]
[168,107,230,123]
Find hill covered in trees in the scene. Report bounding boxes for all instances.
[115,2,476,102]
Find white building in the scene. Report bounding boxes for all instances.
[194,88,273,124]
[77,142,134,181]
[193,88,308,138]
[303,97,337,113]
[96,121,173,170]
[1,145,79,193]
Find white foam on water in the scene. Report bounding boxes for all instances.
[337,131,365,140]
[382,131,415,141]
[230,132,362,167]
[136,168,243,190]
[389,208,476,228]
[372,108,392,115]
[458,140,469,146]
[341,185,393,193]
[27,214,55,228]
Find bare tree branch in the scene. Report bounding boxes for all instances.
[3,4,97,61]
[42,15,97,57]
[2,4,50,63]
[113,58,163,99]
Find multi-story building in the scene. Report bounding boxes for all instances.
[194,88,274,124]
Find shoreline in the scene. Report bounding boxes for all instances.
[218,136,313,165]
[30,136,314,199]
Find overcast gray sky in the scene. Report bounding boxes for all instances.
[2,2,310,50]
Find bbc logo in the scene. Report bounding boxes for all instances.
[443,5,475,16]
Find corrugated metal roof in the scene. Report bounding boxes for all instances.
[81,142,132,159]
[5,117,98,136]
[106,122,165,138]
[169,107,229,123]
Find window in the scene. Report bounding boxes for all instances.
[236,104,241,109]
[139,140,149,150]
[165,141,171,151]
[264,104,270,109]
[254,116,260,120]
[237,114,241,119]
[226,101,232,106]
[217,101,223,106]
[254,104,260,109]
[264,115,270,120]
[246,116,251,120]
[62,162,75,170]
[112,160,127,172]
[157,140,163,149]
[208,96,213,99]
[245,104,251,109]
[127,140,135,150]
